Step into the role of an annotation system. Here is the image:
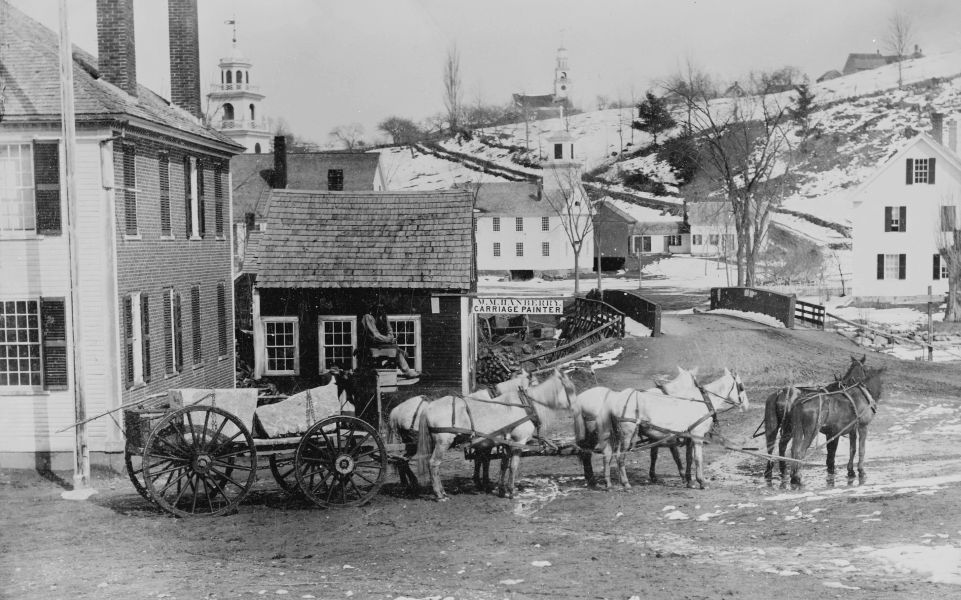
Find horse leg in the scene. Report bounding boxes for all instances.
[689,442,706,489]
[825,434,838,475]
[428,440,449,501]
[616,442,631,490]
[777,434,791,482]
[497,452,509,497]
[649,446,659,483]
[669,445,684,480]
[789,425,816,487]
[684,440,694,486]
[579,449,596,488]
[482,453,492,491]
[848,429,859,479]
[857,427,867,479]
[601,443,614,491]
[502,449,522,499]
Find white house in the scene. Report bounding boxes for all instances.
[474,130,593,277]
[851,126,961,301]
[688,200,737,257]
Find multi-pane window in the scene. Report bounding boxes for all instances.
[191,286,202,365]
[708,233,720,245]
[328,169,344,191]
[877,253,906,280]
[159,153,171,236]
[516,217,524,232]
[541,216,550,231]
[265,317,299,375]
[0,300,41,387]
[885,206,906,232]
[667,235,682,246]
[492,217,500,232]
[493,242,501,257]
[318,317,355,371]
[0,144,35,233]
[122,144,137,235]
[387,315,421,371]
[542,242,550,256]
[516,242,524,257]
[934,254,949,280]
[692,234,703,245]
[914,158,929,184]
[630,235,652,254]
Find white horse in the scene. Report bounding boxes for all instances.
[387,371,536,492]
[591,367,748,489]
[415,368,578,501]
[573,367,691,489]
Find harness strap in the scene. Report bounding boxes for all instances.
[407,397,427,432]
[518,388,541,432]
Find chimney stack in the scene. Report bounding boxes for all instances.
[273,135,287,189]
[949,118,959,155]
[96,0,137,97]
[168,0,202,119]
[932,112,944,144]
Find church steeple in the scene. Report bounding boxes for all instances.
[206,20,272,153]
[553,44,571,101]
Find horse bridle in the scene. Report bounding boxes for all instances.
[695,371,746,415]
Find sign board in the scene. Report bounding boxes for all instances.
[472,297,563,315]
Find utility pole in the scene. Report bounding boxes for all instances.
[59,0,94,498]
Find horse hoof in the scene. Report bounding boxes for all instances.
[437,496,449,503]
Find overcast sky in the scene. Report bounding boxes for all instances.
[11,0,961,146]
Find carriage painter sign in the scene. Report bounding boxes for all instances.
[472,297,563,314]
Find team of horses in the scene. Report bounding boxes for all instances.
[387,355,883,501]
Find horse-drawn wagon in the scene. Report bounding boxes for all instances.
[75,376,394,517]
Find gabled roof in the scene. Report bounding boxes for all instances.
[256,189,474,290]
[851,132,961,204]
[473,182,556,217]
[599,197,682,226]
[842,53,895,75]
[512,93,558,109]
[231,151,383,220]
[0,1,240,152]
[687,201,734,226]
[816,69,843,83]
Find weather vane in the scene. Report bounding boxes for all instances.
[225,16,237,44]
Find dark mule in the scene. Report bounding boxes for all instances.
[788,362,884,486]
[763,356,868,480]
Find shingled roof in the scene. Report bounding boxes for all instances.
[256,189,474,290]
[232,152,384,221]
[0,1,240,151]
[473,182,558,217]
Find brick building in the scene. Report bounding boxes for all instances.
[0,0,243,467]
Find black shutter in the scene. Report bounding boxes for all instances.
[217,282,228,357]
[884,207,891,232]
[934,254,942,280]
[214,165,224,237]
[174,293,184,372]
[184,157,192,238]
[123,145,137,235]
[197,162,206,238]
[900,206,907,232]
[123,295,134,387]
[159,153,171,236]
[929,157,936,184]
[141,294,151,383]
[899,254,907,280]
[877,254,884,280]
[33,142,62,235]
[906,158,913,184]
[40,298,68,390]
[163,289,174,374]
[191,286,202,364]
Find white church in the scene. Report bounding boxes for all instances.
[206,26,272,153]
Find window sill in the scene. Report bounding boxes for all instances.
[216,236,227,242]
[190,235,203,241]
[0,388,52,396]
[124,233,142,241]
[192,363,205,370]
[164,372,180,380]
[218,355,231,361]
[0,232,44,241]
[129,382,147,391]
[160,234,175,241]
[264,371,298,377]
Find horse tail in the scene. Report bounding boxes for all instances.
[763,390,782,441]
[415,411,433,476]
[573,405,586,445]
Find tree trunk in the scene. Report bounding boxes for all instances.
[947,278,961,322]
[573,248,581,295]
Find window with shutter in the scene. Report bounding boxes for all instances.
[174,293,184,372]
[159,153,170,236]
[163,289,175,375]
[885,206,905,232]
[141,294,151,382]
[197,161,206,237]
[191,285,202,364]
[122,295,134,386]
[184,157,193,238]
[0,300,44,387]
[913,158,931,184]
[33,142,62,235]
[123,144,137,235]
[214,165,224,237]
[217,282,228,357]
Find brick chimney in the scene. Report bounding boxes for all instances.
[932,112,944,144]
[168,0,202,118]
[272,135,287,189]
[96,0,137,97]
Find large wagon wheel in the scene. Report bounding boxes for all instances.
[124,445,152,503]
[142,405,257,517]
[268,455,301,495]
[294,415,387,508]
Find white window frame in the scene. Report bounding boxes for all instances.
[629,235,652,254]
[886,206,904,232]
[188,157,201,240]
[318,315,356,372]
[667,234,682,246]
[493,242,501,257]
[492,217,500,232]
[542,241,550,256]
[0,299,42,388]
[692,234,703,245]
[129,292,145,386]
[914,158,929,184]
[708,233,720,245]
[387,314,422,372]
[883,254,901,280]
[0,143,36,235]
[263,316,299,375]
[541,216,549,231]
[516,217,524,232]
[516,242,524,257]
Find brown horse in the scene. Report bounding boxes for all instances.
[415,368,578,501]
[788,362,884,486]
[763,355,868,480]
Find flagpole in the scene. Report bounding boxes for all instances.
[58,0,95,499]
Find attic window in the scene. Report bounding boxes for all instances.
[327,169,344,191]
[914,158,929,184]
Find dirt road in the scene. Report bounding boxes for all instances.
[3,312,961,600]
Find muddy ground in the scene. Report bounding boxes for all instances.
[4,312,961,600]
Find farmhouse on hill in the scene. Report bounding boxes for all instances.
[0,0,244,468]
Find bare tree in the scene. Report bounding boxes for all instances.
[885,10,914,89]
[443,45,463,134]
[662,65,794,286]
[328,123,366,150]
[936,194,961,321]
[543,168,594,295]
